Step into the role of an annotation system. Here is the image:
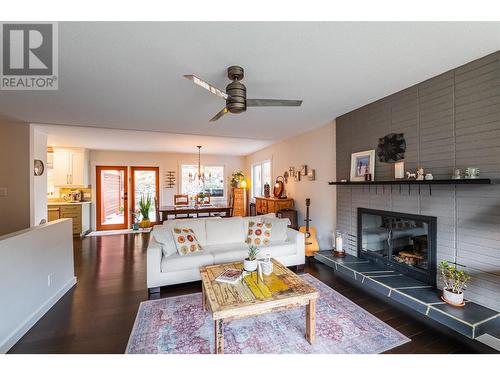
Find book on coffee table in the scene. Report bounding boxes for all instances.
[215,268,244,284]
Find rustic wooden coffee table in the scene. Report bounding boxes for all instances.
[199,259,319,354]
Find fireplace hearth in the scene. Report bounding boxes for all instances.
[358,208,437,286]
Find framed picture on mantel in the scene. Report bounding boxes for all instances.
[350,150,375,181]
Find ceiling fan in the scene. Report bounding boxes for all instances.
[184,66,302,122]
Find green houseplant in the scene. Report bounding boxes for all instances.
[138,194,153,228]
[243,245,260,272]
[231,170,245,188]
[439,260,471,306]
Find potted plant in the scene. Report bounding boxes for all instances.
[244,245,260,272]
[231,170,245,188]
[439,260,471,306]
[138,194,152,228]
[131,209,141,230]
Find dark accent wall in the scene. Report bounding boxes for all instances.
[335,51,500,310]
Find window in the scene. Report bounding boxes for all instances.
[251,160,271,198]
[181,165,225,198]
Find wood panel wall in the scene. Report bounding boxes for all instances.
[335,51,500,310]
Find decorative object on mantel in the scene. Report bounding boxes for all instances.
[350,150,375,182]
[439,261,470,307]
[465,167,480,179]
[307,169,316,181]
[425,173,434,180]
[34,159,45,176]
[231,170,245,188]
[394,161,405,179]
[165,171,176,188]
[376,133,406,162]
[406,171,416,179]
[452,169,462,180]
[333,231,346,257]
[263,182,271,198]
[273,176,285,198]
[416,167,425,181]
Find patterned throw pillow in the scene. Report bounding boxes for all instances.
[171,227,202,255]
[246,220,272,247]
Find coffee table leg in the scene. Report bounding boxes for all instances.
[306,299,316,344]
[214,319,224,354]
[202,283,206,311]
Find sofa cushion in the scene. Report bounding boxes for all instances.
[242,215,263,227]
[161,251,214,272]
[152,225,177,257]
[172,227,203,255]
[205,217,245,245]
[263,217,290,242]
[259,241,296,258]
[246,221,271,247]
[163,219,207,246]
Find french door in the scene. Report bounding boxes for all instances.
[131,166,160,224]
[96,166,128,231]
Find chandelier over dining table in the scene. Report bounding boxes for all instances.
[189,146,213,184]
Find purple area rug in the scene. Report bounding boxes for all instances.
[126,274,410,354]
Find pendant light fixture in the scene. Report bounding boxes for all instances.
[188,146,212,184]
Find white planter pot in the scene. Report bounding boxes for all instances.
[243,258,257,272]
[443,288,464,306]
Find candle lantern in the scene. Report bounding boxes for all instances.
[333,230,346,257]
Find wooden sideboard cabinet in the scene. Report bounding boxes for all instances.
[232,188,247,217]
[255,197,294,215]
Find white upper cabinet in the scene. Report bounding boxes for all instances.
[52,148,88,186]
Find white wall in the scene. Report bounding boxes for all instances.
[245,122,336,249]
[0,219,76,353]
[30,125,48,226]
[0,116,30,236]
[89,150,245,230]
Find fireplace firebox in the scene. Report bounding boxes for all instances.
[357,208,437,286]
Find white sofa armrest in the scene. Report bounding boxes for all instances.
[286,227,305,261]
[147,234,163,288]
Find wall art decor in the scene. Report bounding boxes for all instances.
[300,165,308,176]
[294,170,301,182]
[377,133,406,163]
[307,169,315,181]
[394,161,405,179]
[165,171,176,188]
[350,150,375,182]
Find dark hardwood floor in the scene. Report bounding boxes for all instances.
[8,233,489,354]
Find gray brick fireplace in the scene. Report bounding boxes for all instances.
[335,51,500,311]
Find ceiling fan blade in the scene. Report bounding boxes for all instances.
[210,107,228,122]
[247,99,302,107]
[184,75,229,100]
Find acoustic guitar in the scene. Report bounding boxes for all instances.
[299,198,319,256]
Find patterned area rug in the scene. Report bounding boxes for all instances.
[126,274,410,354]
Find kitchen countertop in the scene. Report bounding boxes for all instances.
[48,201,92,206]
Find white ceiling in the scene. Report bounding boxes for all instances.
[37,124,273,156]
[1,22,500,148]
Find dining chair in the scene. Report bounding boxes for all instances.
[173,194,190,218]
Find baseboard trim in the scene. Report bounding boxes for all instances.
[0,276,77,353]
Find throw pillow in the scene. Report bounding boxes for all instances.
[246,220,272,247]
[152,225,177,257]
[263,217,290,242]
[171,227,203,255]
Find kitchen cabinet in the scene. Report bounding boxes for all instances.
[52,148,88,186]
[47,203,91,236]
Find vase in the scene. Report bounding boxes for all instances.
[243,258,257,272]
[139,218,151,228]
[443,288,464,306]
[132,223,139,230]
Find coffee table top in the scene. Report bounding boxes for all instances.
[200,259,318,320]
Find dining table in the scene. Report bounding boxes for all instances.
[158,203,232,223]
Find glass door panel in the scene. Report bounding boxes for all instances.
[131,167,159,224]
[96,166,128,230]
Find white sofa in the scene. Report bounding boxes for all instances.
[147,215,305,292]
